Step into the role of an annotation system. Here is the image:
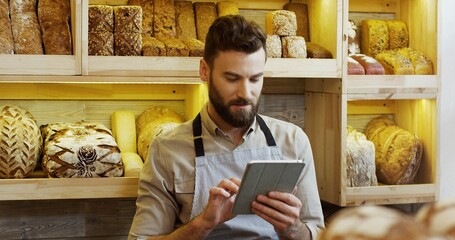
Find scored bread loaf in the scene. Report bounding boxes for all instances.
[361,19,388,57]
[194,2,217,42]
[114,32,142,56]
[89,31,114,56]
[282,36,307,58]
[397,47,433,75]
[88,5,114,32]
[154,0,176,39]
[0,0,14,54]
[416,199,455,238]
[217,1,239,17]
[364,115,396,139]
[138,121,180,160]
[306,42,332,59]
[0,105,42,179]
[136,106,184,134]
[375,49,414,75]
[350,53,385,74]
[387,20,409,49]
[181,38,204,57]
[38,0,72,55]
[159,37,189,56]
[142,35,166,56]
[347,57,365,75]
[346,126,377,187]
[266,34,281,58]
[114,6,142,33]
[128,0,154,36]
[10,0,43,54]
[265,10,297,37]
[283,3,309,41]
[174,1,197,39]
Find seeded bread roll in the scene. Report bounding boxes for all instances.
[159,37,189,56]
[114,6,142,33]
[375,49,414,75]
[88,5,114,32]
[174,1,197,39]
[142,35,166,56]
[283,3,309,41]
[350,53,385,75]
[306,42,332,59]
[154,0,176,39]
[38,0,72,55]
[217,1,238,17]
[282,36,306,58]
[89,31,114,56]
[387,20,409,50]
[0,0,14,54]
[347,57,365,75]
[265,10,297,37]
[128,0,154,36]
[266,34,281,58]
[397,48,433,75]
[10,0,43,54]
[361,19,389,57]
[114,32,142,56]
[181,38,204,57]
[194,2,217,42]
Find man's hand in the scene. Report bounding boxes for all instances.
[197,178,241,230]
[251,191,311,240]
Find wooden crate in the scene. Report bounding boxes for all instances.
[0,0,82,76]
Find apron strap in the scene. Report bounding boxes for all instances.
[256,115,277,147]
[192,113,277,157]
[192,113,205,157]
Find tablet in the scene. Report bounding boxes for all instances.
[231,160,305,214]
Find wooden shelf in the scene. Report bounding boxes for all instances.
[0,177,139,201]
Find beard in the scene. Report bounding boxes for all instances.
[209,75,260,128]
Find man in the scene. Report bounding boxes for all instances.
[129,15,324,240]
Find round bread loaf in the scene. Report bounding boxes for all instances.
[138,121,181,160]
[0,105,42,178]
[416,199,455,238]
[320,205,428,240]
[136,106,184,134]
[365,116,423,184]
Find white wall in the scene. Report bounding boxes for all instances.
[439,0,455,199]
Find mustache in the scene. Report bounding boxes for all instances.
[228,98,253,105]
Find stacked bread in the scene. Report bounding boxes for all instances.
[88,5,114,55]
[38,0,72,55]
[41,122,123,178]
[346,126,377,187]
[114,6,142,56]
[10,0,43,54]
[348,54,385,75]
[364,116,422,185]
[128,0,154,36]
[194,2,217,42]
[136,106,184,160]
[0,0,14,54]
[0,105,42,179]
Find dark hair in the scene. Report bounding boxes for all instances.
[203,15,267,69]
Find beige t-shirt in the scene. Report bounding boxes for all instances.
[129,105,325,239]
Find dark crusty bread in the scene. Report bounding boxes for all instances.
[128,0,154,36]
[88,5,114,32]
[0,0,14,54]
[114,32,142,56]
[154,0,176,39]
[174,1,197,39]
[88,31,114,56]
[142,35,166,56]
[306,42,332,59]
[38,0,72,55]
[114,5,142,33]
[10,0,43,54]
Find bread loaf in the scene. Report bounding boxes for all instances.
[375,49,414,75]
[38,0,72,55]
[217,1,239,17]
[283,3,309,41]
[10,0,43,54]
[347,57,365,75]
[365,116,423,185]
[128,0,154,36]
[142,35,166,56]
[397,48,433,75]
[320,206,429,240]
[88,5,114,32]
[174,1,197,39]
[122,152,143,177]
[0,105,42,179]
[194,2,217,42]
[0,0,14,54]
[416,199,455,238]
[159,37,189,56]
[282,36,306,58]
[364,115,396,140]
[347,19,360,54]
[346,126,377,187]
[111,111,137,153]
[89,31,114,56]
[387,20,409,49]
[361,20,388,57]
[181,38,204,57]
[154,0,176,39]
[265,10,297,37]
[114,32,142,56]
[266,35,281,58]
[136,106,184,134]
[138,121,180,160]
[41,122,123,178]
[350,54,385,75]
[114,6,142,33]
[306,42,332,59]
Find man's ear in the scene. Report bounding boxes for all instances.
[199,59,209,83]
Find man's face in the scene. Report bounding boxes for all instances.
[207,49,266,128]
